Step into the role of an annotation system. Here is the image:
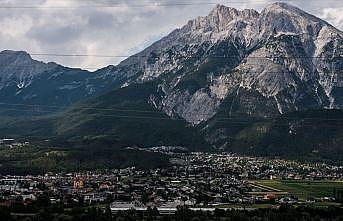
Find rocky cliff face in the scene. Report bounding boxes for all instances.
[0,3,341,122]
[0,50,57,90]
[99,2,342,124]
[0,3,342,157]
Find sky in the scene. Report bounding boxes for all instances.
[0,0,342,71]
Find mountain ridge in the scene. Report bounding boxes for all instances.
[0,50,123,114]
[0,2,342,160]
[1,3,341,115]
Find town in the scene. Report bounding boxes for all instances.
[1,152,342,214]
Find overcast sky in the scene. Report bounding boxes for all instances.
[0,0,342,70]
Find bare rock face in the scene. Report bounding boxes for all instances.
[0,50,56,90]
[0,3,342,123]
[99,2,342,124]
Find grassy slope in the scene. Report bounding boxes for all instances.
[205,108,343,161]
[0,80,209,150]
[0,80,211,174]
[53,81,209,150]
[1,85,343,167]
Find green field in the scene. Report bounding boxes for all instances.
[253,180,343,200]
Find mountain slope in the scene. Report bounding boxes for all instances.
[0,50,123,116]
[59,2,343,158]
[0,2,342,161]
[1,3,341,120]
[0,80,209,152]
[95,2,342,126]
[2,79,342,160]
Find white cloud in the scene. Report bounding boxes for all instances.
[0,0,341,70]
[320,7,343,30]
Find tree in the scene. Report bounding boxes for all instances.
[141,192,150,205]
[35,192,51,208]
[0,206,12,221]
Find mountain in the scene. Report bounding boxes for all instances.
[0,2,343,161]
[1,3,341,120]
[96,2,342,125]
[0,50,121,116]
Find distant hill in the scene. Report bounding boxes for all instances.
[0,50,122,116]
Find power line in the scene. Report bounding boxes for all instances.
[0,2,233,9]
[0,0,213,1]
[2,106,343,126]
[1,102,343,122]
[0,1,269,9]
[28,53,342,59]
[0,60,343,71]
[0,0,337,9]
[0,57,341,71]
[1,0,331,2]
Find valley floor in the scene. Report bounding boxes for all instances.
[0,151,342,220]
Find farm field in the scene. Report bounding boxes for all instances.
[252,180,343,200]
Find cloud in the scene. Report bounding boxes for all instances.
[0,0,341,70]
[320,7,343,30]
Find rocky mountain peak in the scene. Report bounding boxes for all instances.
[0,50,33,66]
[209,4,259,20]
[0,50,59,91]
[0,50,112,107]
[188,4,259,34]
[262,2,329,23]
[209,4,239,18]
[0,3,341,125]
[115,2,342,124]
[258,2,329,37]
[264,2,298,12]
